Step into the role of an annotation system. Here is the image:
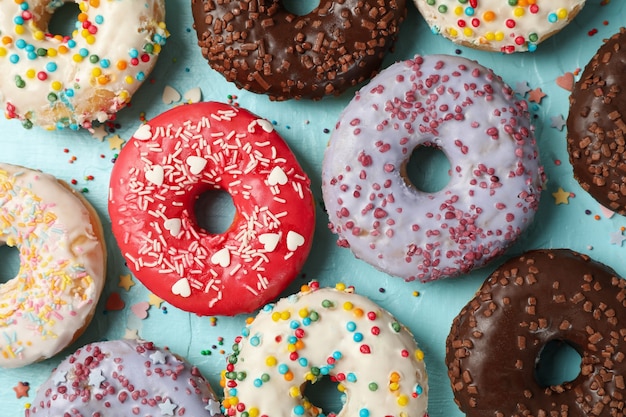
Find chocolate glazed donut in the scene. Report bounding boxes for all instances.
[567,28,626,215]
[446,249,626,417]
[191,0,406,100]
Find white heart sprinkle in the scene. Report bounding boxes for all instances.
[286,231,305,252]
[134,124,152,141]
[259,233,280,252]
[186,156,207,175]
[162,85,181,104]
[247,119,274,133]
[171,278,191,297]
[183,87,202,103]
[211,248,231,268]
[163,218,182,236]
[267,166,288,186]
[256,119,274,133]
[145,165,164,187]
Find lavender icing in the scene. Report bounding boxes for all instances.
[322,55,544,282]
[28,339,224,417]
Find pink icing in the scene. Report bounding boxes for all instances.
[322,55,544,282]
[27,339,223,417]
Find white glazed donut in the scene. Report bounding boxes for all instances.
[29,339,223,416]
[0,163,106,368]
[414,0,586,53]
[322,55,544,282]
[222,282,428,417]
[0,0,168,130]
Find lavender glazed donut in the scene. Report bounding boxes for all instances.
[28,339,223,417]
[322,55,544,282]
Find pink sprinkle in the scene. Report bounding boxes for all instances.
[358,152,372,167]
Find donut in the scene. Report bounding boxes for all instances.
[446,249,626,417]
[414,1,586,53]
[0,0,168,130]
[0,163,106,368]
[108,102,315,316]
[221,281,429,417]
[566,28,626,215]
[321,55,544,282]
[191,0,406,100]
[28,339,223,416]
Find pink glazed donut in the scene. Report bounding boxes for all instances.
[322,55,544,282]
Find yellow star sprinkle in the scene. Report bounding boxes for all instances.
[118,274,135,291]
[148,293,164,308]
[552,187,571,205]
[108,134,125,150]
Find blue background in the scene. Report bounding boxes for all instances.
[1,1,626,416]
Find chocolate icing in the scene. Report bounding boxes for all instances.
[191,0,406,100]
[567,28,626,215]
[446,249,626,417]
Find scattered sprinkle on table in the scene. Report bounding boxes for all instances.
[13,382,29,399]
[552,187,571,205]
[527,87,547,104]
[118,274,135,291]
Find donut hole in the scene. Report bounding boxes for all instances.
[282,0,320,16]
[303,376,343,414]
[404,144,451,193]
[194,189,237,234]
[46,2,81,37]
[0,244,20,284]
[534,339,582,388]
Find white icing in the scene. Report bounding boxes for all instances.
[223,285,429,417]
[0,163,106,368]
[0,0,168,129]
[415,0,586,53]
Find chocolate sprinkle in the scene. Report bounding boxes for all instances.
[446,249,626,417]
[191,0,406,100]
[567,28,626,214]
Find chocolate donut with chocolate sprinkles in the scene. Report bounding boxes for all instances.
[446,249,626,417]
[567,28,626,215]
[191,0,406,100]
